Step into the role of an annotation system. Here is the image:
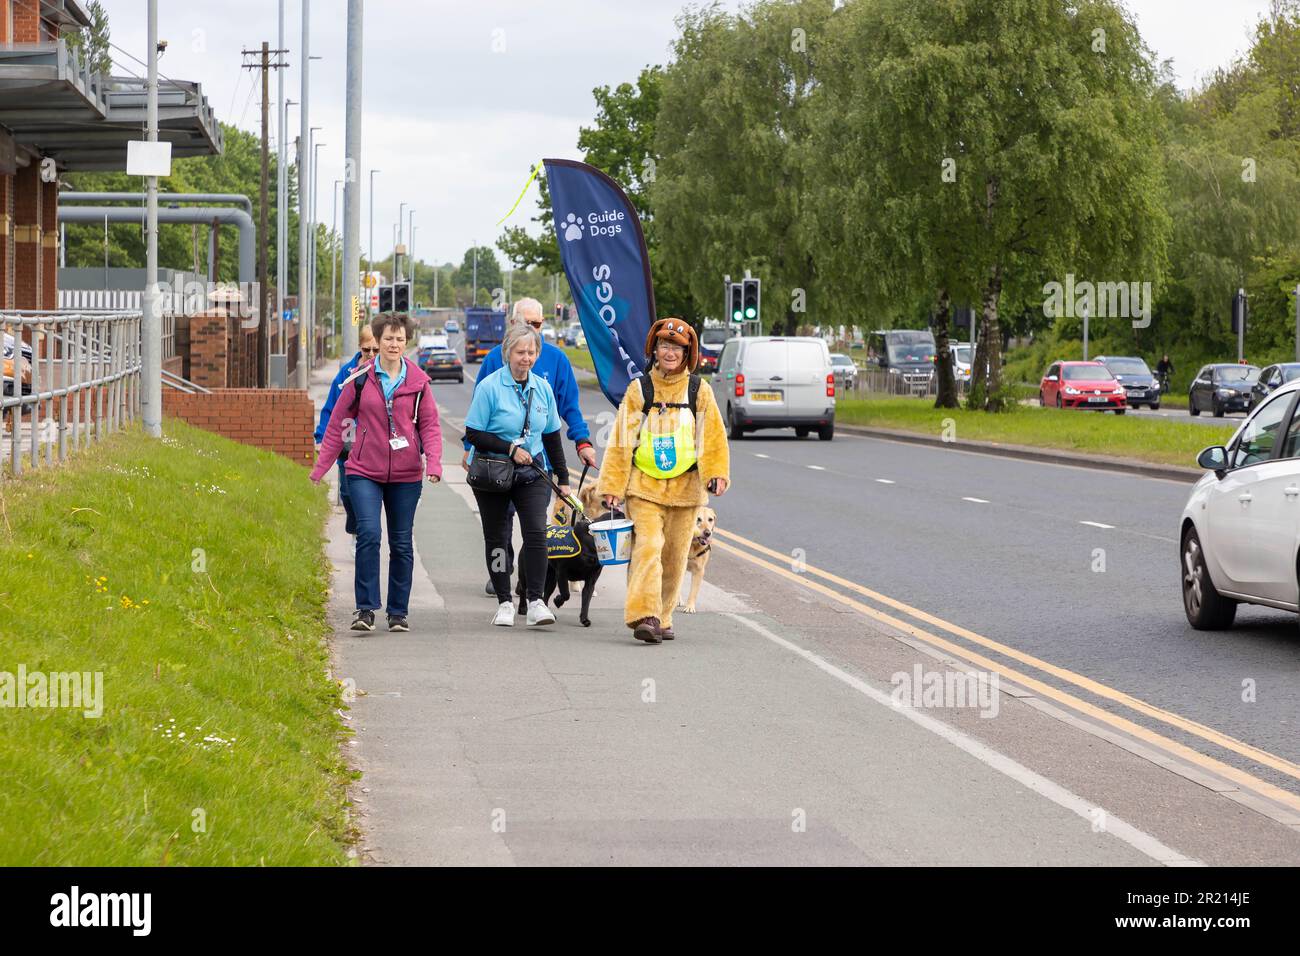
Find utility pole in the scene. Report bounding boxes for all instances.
[341,0,363,359]
[296,0,310,388]
[142,0,161,437]
[472,241,478,307]
[243,42,287,387]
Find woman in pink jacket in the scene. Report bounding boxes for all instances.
[312,313,443,632]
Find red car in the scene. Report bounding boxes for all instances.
[1039,361,1127,414]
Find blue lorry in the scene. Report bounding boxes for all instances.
[464,306,507,364]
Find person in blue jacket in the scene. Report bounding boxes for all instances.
[315,324,379,545]
[461,297,597,594]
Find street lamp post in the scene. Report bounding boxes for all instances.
[296,0,311,387]
[410,224,418,302]
[310,133,324,366]
[332,178,340,354]
[368,168,380,315]
[397,201,407,281]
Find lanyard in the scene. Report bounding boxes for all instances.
[384,396,399,437]
[512,380,534,438]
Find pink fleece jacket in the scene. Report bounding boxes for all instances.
[310,357,443,484]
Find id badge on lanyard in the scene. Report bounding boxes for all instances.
[385,397,409,451]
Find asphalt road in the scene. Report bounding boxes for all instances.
[432,332,1300,795]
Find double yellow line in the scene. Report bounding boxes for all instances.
[714,527,1300,816]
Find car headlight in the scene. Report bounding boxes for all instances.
[1217,388,1234,397]
[1064,386,1081,395]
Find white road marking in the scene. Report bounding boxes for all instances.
[962,496,990,504]
[808,465,826,471]
[754,453,770,459]
[1080,521,1115,530]
[726,612,1203,867]
[875,478,895,484]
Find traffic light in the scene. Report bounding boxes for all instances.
[1231,289,1247,335]
[393,282,412,313]
[555,302,564,322]
[378,284,394,313]
[742,278,760,322]
[729,282,744,323]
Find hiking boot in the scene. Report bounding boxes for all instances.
[492,601,515,627]
[387,615,409,632]
[632,617,662,644]
[351,609,376,632]
[526,600,555,627]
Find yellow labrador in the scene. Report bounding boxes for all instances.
[680,505,717,613]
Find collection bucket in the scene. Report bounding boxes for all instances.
[590,516,634,566]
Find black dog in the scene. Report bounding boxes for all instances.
[516,507,610,627]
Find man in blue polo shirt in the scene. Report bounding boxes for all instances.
[462,297,597,594]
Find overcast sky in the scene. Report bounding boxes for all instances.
[95,0,1275,270]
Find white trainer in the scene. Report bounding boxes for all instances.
[526,600,555,627]
[492,601,515,627]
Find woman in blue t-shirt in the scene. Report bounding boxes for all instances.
[464,323,571,628]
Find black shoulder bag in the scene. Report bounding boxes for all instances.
[466,385,532,493]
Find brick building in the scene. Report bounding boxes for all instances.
[0,0,222,310]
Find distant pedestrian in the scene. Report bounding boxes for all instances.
[461,297,595,596]
[311,313,442,633]
[464,321,571,628]
[599,318,730,644]
[315,324,379,551]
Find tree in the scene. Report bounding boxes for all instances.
[65,0,112,75]
[451,246,503,307]
[654,1,834,333]
[814,0,1170,410]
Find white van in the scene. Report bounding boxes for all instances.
[711,336,836,440]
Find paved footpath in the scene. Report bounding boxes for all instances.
[309,365,1300,866]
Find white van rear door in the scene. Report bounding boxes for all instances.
[741,340,789,408]
[784,340,829,415]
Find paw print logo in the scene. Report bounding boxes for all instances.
[562,213,585,242]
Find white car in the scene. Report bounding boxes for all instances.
[951,343,973,382]
[1180,378,1300,629]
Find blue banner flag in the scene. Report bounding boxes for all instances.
[543,158,655,407]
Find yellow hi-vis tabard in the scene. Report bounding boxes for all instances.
[632,375,701,480]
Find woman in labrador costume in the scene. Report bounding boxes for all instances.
[600,318,731,643]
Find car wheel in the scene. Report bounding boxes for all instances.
[1181,527,1237,630]
[1115,409,1126,415]
[817,423,834,441]
[1189,394,1200,416]
[728,405,744,441]
[457,377,464,384]
[1213,400,1224,418]
[795,427,810,438]
[1039,390,1046,407]
[1150,403,1160,411]
[1056,394,1063,409]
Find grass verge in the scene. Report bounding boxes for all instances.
[836,397,1236,467]
[0,419,352,865]
[558,344,596,374]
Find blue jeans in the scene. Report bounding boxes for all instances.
[347,475,422,617]
[337,460,357,535]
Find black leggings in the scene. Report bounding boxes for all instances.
[473,476,550,602]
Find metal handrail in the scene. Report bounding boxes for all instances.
[2,310,142,479]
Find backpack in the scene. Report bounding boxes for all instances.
[341,367,424,458]
[640,373,701,417]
